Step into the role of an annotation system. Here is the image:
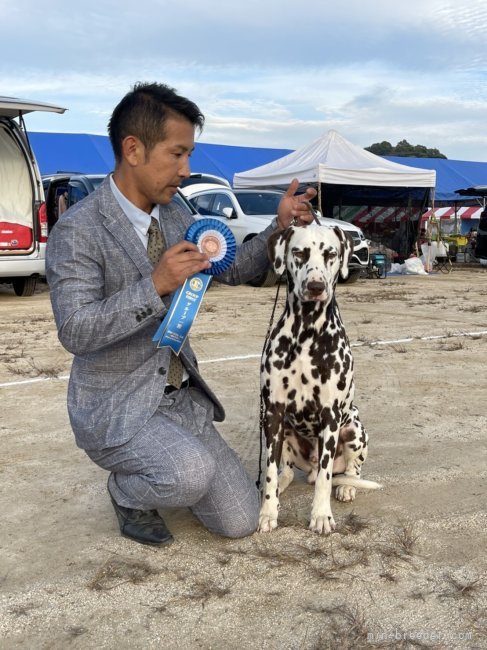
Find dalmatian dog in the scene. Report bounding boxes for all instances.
[259,224,381,534]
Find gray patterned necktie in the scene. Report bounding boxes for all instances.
[147,217,184,388]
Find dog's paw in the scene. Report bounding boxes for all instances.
[335,485,356,502]
[309,514,336,535]
[258,514,278,533]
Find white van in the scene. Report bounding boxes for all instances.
[0,96,65,296]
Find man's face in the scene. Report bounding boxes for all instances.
[134,115,195,208]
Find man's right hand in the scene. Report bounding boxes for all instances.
[151,241,211,296]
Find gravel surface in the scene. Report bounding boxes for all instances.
[0,267,486,649]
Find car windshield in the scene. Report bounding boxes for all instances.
[234,192,282,216]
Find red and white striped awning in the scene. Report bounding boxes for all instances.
[351,206,421,225]
[422,206,483,220]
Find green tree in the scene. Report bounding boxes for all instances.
[365,140,447,158]
[365,140,393,156]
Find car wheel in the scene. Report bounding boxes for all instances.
[12,277,37,297]
[248,268,278,288]
[338,269,362,284]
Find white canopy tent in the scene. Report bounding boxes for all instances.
[233,130,436,188]
[233,129,436,191]
[234,130,436,258]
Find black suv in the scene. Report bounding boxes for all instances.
[43,173,197,231]
[42,173,105,232]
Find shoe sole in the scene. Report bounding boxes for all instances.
[120,531,174,547]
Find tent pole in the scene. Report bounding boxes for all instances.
[318,182,322,217]
[424,187,436,272]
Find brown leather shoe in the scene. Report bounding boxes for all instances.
[108,492,174,546]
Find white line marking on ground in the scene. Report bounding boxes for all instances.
[0,374,70,388]
[200,353,260,365]
[350,329,487,348]
[0,330,486,389]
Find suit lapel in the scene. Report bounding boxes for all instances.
[159,201,190,245]
[98,178,154,278]
[97,180,192,313]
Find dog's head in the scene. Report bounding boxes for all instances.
[268,224,354,303]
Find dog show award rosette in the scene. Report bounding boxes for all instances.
[152,219,236,353]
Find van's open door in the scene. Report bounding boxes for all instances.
[0,97,66,118]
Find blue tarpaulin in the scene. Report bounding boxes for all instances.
[385,156,487,203]
[29,131,486,203]
[29,131,292,186]
[30,132,115,175]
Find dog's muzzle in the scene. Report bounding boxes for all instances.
[303,280,327,301]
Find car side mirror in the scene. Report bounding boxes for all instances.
[222,207,237,219]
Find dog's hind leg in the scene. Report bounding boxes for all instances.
[278,437,295,494]
[334,407,369,502]
[278,428,318,493]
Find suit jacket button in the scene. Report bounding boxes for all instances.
[158,367,166,375]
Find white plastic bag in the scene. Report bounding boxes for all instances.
[390,262,404,274]
[404,257,427,275]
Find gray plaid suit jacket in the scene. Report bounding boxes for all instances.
[46,176,275,451]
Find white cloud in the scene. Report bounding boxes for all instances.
[1,0,487,160]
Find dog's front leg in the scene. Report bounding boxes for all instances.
[309,429,338,534]
[258,455,279,532]
[258,404,285,533]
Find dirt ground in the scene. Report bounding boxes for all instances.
[0,266,486,649]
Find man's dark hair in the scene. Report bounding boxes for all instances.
[108,82,205,163]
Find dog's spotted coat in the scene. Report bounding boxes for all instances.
[259,224,381,534]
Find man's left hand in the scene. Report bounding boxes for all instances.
[276,178,318,229]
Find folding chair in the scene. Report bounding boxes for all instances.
[432,241,453,273]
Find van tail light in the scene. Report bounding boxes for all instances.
[38,202,48,243]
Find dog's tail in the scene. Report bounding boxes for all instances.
[332,474,382,490]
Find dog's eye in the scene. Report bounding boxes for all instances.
[293,250,305,260]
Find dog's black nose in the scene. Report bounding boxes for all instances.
[307,281,325,296]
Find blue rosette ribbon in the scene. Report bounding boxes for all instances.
[152,219,236,353]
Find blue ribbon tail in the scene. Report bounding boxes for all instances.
[152,273,212,354]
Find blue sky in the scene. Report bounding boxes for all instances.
[1,0,487,161]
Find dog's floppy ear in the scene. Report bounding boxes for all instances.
[268,227,294,274]
[333,226,354,279]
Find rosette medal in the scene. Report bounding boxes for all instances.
[152,219,236,353]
